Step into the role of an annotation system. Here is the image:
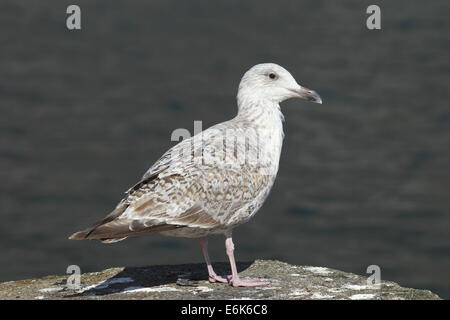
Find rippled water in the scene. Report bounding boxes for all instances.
[0,1,449,298]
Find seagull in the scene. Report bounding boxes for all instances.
[69,63,322,287]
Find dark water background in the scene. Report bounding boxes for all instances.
[1,1,449,298]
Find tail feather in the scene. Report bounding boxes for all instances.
[69,173,180,243]
[68,218,183,241]
[68,230,127,243]
[68,200,129,241]
[68,230,90,240]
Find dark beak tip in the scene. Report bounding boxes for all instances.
[315,96,323,104]
[310,91,322,104]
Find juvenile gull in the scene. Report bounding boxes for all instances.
[69,63,322,287]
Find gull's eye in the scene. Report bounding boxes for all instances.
[269,73,277,79]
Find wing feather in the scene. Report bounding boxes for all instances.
[69,123,270,241]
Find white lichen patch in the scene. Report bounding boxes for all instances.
[350,293,376,300]
[303,267,333,275]
[76,283,101,293]
[328,288,345,293]
[76,277,135,293]
[192,286,214,293]
[289,289,309,297]
[260,286,281,290]
[343,284,372,290]
[290,273,301,277]
[98,277,134,288]
[39,287,63,293]
[122,286,181,293]
[100,277,134,286]
[310,285,327,290]
[34,295,46,299]
[310,292,335,299]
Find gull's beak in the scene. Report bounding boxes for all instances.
[289,86,322,104]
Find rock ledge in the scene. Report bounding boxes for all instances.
[0,260,440,300]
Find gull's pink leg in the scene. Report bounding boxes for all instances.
[225,233,269,287]
[198,237,228,283]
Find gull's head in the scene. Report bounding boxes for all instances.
[237,63,322,106]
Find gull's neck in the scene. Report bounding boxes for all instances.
[234,95,285,170]
[236,95,285,129]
